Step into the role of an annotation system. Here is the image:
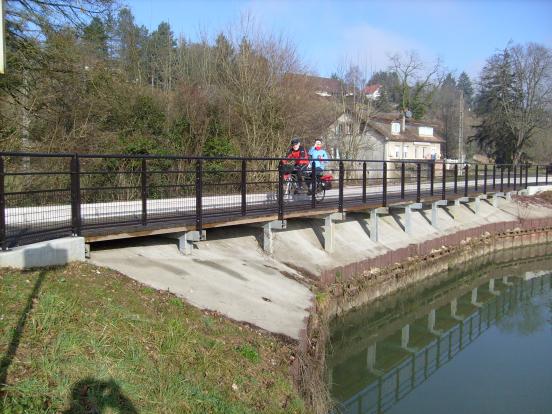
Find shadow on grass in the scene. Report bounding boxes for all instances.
[0,270,47,395]
[63,378,138,414]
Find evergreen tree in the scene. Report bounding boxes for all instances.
[457,71,474,107]
[82,17,109,59]
[472,49,517,163]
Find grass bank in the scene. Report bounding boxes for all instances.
[0,263,305,413]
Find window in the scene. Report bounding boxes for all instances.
[394,146,400,158]
[347,123,353,134]
[403,146,408,159]
[336,124,343,135]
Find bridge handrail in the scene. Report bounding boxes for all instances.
[0,152,549,249]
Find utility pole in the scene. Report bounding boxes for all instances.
[458,89,464,163]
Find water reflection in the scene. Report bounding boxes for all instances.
[327,245,552,414]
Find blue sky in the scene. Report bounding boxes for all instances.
[126,0,552,80]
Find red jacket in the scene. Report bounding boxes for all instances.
[286,145,310,166]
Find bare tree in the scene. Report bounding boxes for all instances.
[502,43,552,164]
[388,50,442,130]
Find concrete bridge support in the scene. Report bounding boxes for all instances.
[369,207,388,242]
[167,230,206,255]
[450,298,464,321]
[390,203,422,235]
[489,278,500,295]
[473,195,487,214]
[323,212,346,253]
[471,287,483,307]
[401,324,410,349]
[262,220,287,255]
[428,308,442,335]
[367,343,377,371]
[430,200,448,230]
[502,276,514,286]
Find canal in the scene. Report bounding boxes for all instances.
[327,244,552,414]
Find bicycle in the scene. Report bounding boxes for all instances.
[283,169,327,202]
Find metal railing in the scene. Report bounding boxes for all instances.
[0,152,549,249]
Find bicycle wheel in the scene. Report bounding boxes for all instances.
[315,184,325,202]
[284,176,297,201]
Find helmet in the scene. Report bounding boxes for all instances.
[290,137,300,145]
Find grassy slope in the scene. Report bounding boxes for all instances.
[0,263,305,413]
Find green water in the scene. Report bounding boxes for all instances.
[327,245,552,414]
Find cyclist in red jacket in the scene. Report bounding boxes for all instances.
[285,137,310,193]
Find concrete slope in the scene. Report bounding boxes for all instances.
[90,232,313,340]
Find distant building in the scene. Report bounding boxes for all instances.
[362,84,383,100]
[324,112,445,163]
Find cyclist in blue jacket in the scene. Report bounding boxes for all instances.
[308,139,329,175]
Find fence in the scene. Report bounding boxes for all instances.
[0,151,549,248]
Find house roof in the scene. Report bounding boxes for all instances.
[362,84,382,95]
[367,120,446,144]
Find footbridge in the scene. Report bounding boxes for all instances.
[0,152,550,250]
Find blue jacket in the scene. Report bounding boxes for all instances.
[308,147,329,169]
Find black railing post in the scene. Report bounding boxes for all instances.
[382,161,387,207]
[196,159,203,232]
[430,162,435,196]
[401,162,405,199]
[500,166,504,192]
[513,164,517,191]
[507,166,511,189]
[362,162,367,203]
[277,162,284,221]
[525,164,529,189]
[483,164,488,194]
[454,164,458,194]
[70,154,82,236]
[535,165,539,185]
[442,161,447,200]
[416,163,421,202]
[241,159,247,216]
[311,160,317,208]
[338,161,345,212]
[546,164,549,185]
[141,157,147,226]
[0,156,6,250]
[492,165,496,190]
[474,164,479,192]
[464,164,468,197]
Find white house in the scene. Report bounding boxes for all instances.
[362,84,383,100]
